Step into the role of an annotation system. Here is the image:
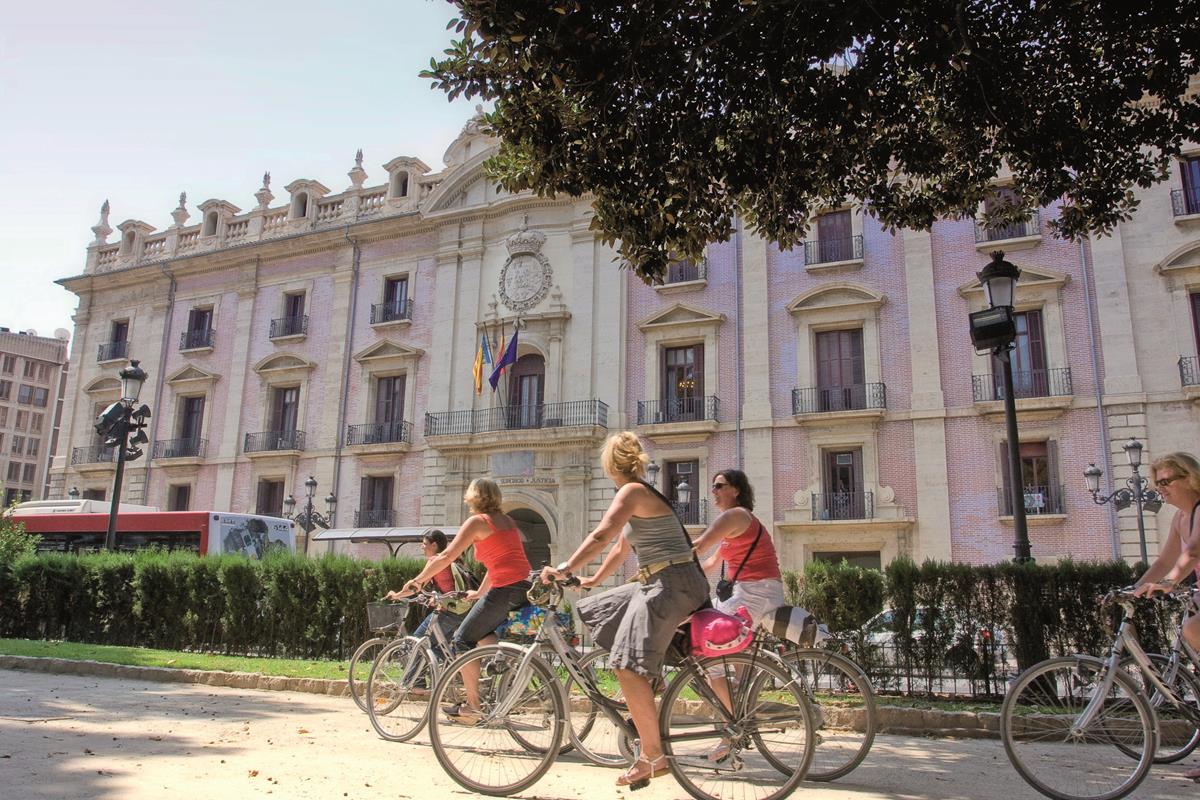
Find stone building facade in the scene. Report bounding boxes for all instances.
[49,114,1200,567]
[0,328,69,506]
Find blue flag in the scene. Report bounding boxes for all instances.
[488,329,519,391]
[480,333,493,365]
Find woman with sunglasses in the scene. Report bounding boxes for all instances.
[691,469,785,625]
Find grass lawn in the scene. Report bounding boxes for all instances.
[0,638,351,681]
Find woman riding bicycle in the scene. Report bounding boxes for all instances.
[400,530,474,663]
[391,478,531,723]
[540,431,709,789]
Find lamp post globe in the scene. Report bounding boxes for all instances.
[1083,463,1103,495]
[1123,438,1144,468]
[676,478,691,506]
[118,359,148,404]
[977,251,1021,310]
[646,460,661,488]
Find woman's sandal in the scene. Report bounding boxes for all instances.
[706,737,733,763]
[615,754,670,790]
[1185,765,1200,782]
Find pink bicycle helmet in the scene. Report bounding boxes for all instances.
[690,606,754,658]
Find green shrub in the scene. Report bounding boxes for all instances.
[0,513,38,565]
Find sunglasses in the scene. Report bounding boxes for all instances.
[1155,475,1185,489]
[711,482,730,490]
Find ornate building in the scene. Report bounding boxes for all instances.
[49,112,1200,567]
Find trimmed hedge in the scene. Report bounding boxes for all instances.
[0,550,422,660]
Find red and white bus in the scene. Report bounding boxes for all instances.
[9,501,296,557]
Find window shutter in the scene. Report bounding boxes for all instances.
[999,442,1012,514]
[360,476,371,512]
[1047,440,1061,513]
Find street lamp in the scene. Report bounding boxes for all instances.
[674,477,692,523]
[1084,438,1162,564]
[93,359,151,551]
[968,251,1032,563]
[646,460,661,488]
[283,475,335,555]
[67,486,80,500]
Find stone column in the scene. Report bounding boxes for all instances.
[1088,228,1144,397]
[738,229,777,551]
[212,280,259,511]
[902,227,953,561]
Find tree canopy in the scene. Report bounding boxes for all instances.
[424,1,1200,282]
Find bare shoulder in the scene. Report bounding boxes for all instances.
[459,514,489,539]
[617,482,668,515]
[717,507,754,535]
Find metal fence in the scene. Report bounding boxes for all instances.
[974,210,1041,243]
[244,430,305,453]
[792,383,886,414]
[152,438,207,460]
[664,259,707,284]
[71,445,116,465]
[354,509,394,528]
[636,396,720,425]
[370,298,414,324]
[180,328,214,350]
[971,367,1072,401]
[1172,188,1200,217]
[810,491,874,521]
[1180,355,1200,387]
[269,315,308,338]
[97,341,128,362]
[673,499,708,526]
[803,234,863,265]
[425,399,608,437]
[845,634,1016,700]
[998,484,1065,516]
[346,420,412,445]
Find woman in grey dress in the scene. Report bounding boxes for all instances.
[540,431,709,789]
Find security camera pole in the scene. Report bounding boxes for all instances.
[94,360,150,551]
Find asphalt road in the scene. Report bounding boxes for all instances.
[0,669,1193,800]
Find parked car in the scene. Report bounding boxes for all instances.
[859,607,1008,649]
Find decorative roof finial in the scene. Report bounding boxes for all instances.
[355,149,363,169]
[178,191,187,208]
[255,171,274,209]
[262,171,271,190]
[91,199,113,244]
[171,191,190,227]
[347,149,368,190]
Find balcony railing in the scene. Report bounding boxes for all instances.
[97,341,128,362]
[792,383,886,414]
[354,509,394,528]
[370,298,414,324]
[180,328,214,350]
[425,399,609,437]
[243,430,305,453]
[71,445,116,465]
[152,437,207,459]
[811,491,874,521]
[803,235,863,265]
[636,396,720,425]
[974,211,1041,243]
[347,420,413,446]
[269,315,308,338]
[672,498,708,526]
[1172,188,1200,217]
[971,367,1072,402]
[1180,356,1200,387]
[999,484,1065,516]
[664,259,707,284]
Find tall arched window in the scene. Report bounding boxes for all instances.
[391,172,409,198]
[291,192,309,219]
[202,211,218,237]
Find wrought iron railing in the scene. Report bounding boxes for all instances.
[269,315,308,338]
[243,430,305,453]
[673,499,708,526]
[1171,188,1200,217]
[664,259,707,284]
[152,438,207,459]
[974,210,1041,243]
[803,234,863,265]
[425,399,609,437]
[346,420,413,445]
[971,367,1072,401]
[370,298,414,324]
[180,328,214,350]
[354,509,394,528]
[71,445,116,465]
[97,341,128,362]
[811,491,874,521]
[1180,356,1200,387]
[636,396,720,425]
[998,484,1065,516]
[792,383,886,414]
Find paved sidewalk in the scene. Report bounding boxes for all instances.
[0,669,1192,799]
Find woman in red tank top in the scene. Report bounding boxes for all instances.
[392,477,531,722]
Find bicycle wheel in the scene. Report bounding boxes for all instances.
[365,637,436,743]
[660,653,815,800]
[428,644,564,796]
[561,647,636,767]
[348,637,389,712]
[1119,652,1200,763]
[1001,655,1156,800]
[774,647,877,781]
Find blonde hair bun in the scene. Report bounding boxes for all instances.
[464,478,503,515]
[601,431,649,479]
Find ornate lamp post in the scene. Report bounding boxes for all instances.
[968,251,1032,563]
[93,360,150,551]
[646,460,661,488]
[1084,438,1162,564]
[67,486,80,500]
[674,477,693,523]
[283,475,336,555]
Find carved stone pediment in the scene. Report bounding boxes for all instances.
[253,353,316,378]
[957,265,1069,298]
[788,283,885,314]
[637,303,726,331]
[84,376,121,394]
[165,365,220,387]
[353,339,424,371]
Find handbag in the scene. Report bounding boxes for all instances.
[715,521,764,602]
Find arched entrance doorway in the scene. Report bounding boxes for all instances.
[509,507,551,569]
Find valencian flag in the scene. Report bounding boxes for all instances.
[488,329,519,391]
[472,333,493,395]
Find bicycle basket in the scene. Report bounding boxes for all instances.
[366,601,408,634]
[496,605,574,645]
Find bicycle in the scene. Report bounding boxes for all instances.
[1001,586,1200,800]
[426,573,817,800]
[364,589,461,742]
[347,600,413,712]
[760,632,878,781]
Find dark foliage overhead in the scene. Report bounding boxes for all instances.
[424,1,1200,282]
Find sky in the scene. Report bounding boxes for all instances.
[0,0,482,339]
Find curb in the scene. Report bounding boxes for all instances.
[0,655,350,697]
[0,655,1005,738]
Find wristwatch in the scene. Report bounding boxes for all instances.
[555,560,572,574]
